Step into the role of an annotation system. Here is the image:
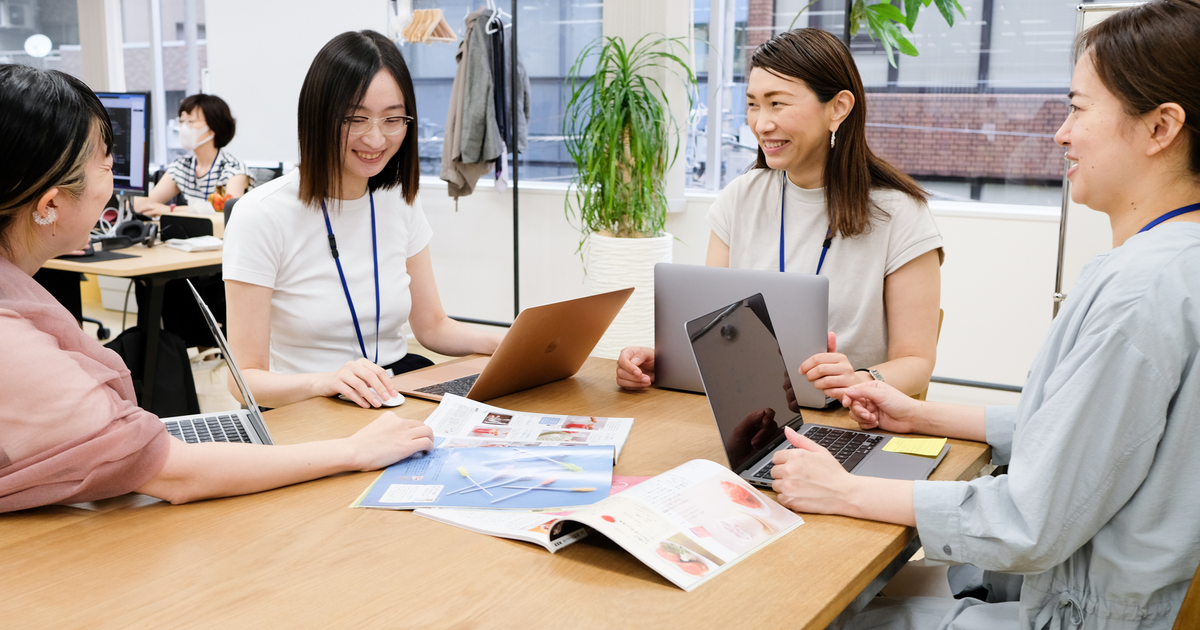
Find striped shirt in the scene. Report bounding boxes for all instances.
[166,151,249,202]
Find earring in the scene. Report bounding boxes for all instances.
[830,130,836,149]
[33,207,56,226]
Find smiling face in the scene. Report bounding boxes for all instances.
[745,67,844,189]
[339,70,408,199]
[1055,53,1145,214]
[47,132,114,253]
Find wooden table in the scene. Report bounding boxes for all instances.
[43,244,223,412]
[0,358,989,629]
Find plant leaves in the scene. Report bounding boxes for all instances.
[904,0,921,30]
[849,0,866,38]
[932,0,960,26]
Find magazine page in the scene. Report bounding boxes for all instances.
[414,476,650,552]
[423,394,634,461]
[351,446,614,511]
[560,460,804,592]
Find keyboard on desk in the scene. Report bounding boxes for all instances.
[752,427,884,480]
[414,373,480,398]
[164,414,251,444]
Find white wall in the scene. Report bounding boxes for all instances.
[205,0,387,163]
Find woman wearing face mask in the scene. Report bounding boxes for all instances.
[133,94,250,217]
[618,28,942,400]
[222,30,504,410]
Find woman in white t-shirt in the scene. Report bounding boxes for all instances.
[618,28,942,398]
[223,30,504,409]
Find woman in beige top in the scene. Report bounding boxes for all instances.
[0,64,433,513]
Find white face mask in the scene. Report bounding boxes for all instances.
[179,124,213,151]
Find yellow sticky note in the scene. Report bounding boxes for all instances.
[882,437,947,458]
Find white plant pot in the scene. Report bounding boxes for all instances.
[584,232,673,359]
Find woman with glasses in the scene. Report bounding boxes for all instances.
[223,30,504,410]
[134,94,250,217]
[0,64,434,512]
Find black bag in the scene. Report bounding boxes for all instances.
[104,327,201,417]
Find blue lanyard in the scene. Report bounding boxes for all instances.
[779,173,833,274]
[1138,202,1200,233]
[321,193,380,364]
[198,150,220,198]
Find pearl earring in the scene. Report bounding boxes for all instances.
[830,130,836,149]
[33,207,57,226]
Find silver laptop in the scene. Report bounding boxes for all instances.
[157,280,273,444]
[687,293,947,487]
[655,263,830,408]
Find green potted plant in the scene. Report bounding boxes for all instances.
[563,34,696,357]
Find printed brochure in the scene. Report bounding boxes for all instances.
[418,459,803,592]
[423,394,634,460]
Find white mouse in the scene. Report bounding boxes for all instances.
[338,388,405,407]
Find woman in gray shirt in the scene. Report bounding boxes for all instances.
[772,2,1200,627]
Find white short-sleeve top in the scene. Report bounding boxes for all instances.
[223,169,433,375]
[706,168,943,370]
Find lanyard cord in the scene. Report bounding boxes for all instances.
[321,193,380,364]
[780,172,833,274]
[198,150,220,198]
[1138,202,1200,233]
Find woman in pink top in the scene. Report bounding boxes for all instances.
[0,65,434,513]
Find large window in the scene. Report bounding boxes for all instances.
[400,0,602,182]
[690,0,1074,206]
[0,0,82,78]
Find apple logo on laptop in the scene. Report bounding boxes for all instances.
[545,339,560,354]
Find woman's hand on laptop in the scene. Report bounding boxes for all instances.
[800,332,867,399]
[346,411,435,471]
[841,381,921,434]
[317,358,399,408]
[616,347,657,389]
[770,427,856,514]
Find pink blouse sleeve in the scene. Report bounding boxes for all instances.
[0,310,171,512]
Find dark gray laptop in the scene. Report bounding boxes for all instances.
[687,293,947,487]
[655,263,830,408]
[156,280,274,445]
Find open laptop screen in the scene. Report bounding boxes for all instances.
[687,294,802,472]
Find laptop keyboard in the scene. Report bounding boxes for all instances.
[414,373,480,398]
[164,414,251,444]
[752,427,885,479]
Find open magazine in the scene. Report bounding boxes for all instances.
[351,446,615,511]
[424,394,634,461]
[416,459,804,592]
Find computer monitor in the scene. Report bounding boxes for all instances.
[95,92,151,195]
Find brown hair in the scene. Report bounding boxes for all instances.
[0,65,113,252]
[179,93,236,149]
[750,28,927,238]
[1077,0,1200,175]
[297,30,419,208]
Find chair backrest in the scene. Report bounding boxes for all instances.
[1173,563,1200,629]
[912,308,945,402]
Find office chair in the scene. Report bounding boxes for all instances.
[912,308,945,402]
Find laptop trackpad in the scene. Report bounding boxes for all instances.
[853,448,943,481]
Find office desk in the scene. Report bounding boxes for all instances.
[0,358,989,629]
[42,245,223,413]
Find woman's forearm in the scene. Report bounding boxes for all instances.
[137,437,355,504]
[414,317,504,357]
[871,355,935,397]
[228,367,322,409]
[914,399,988,442]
